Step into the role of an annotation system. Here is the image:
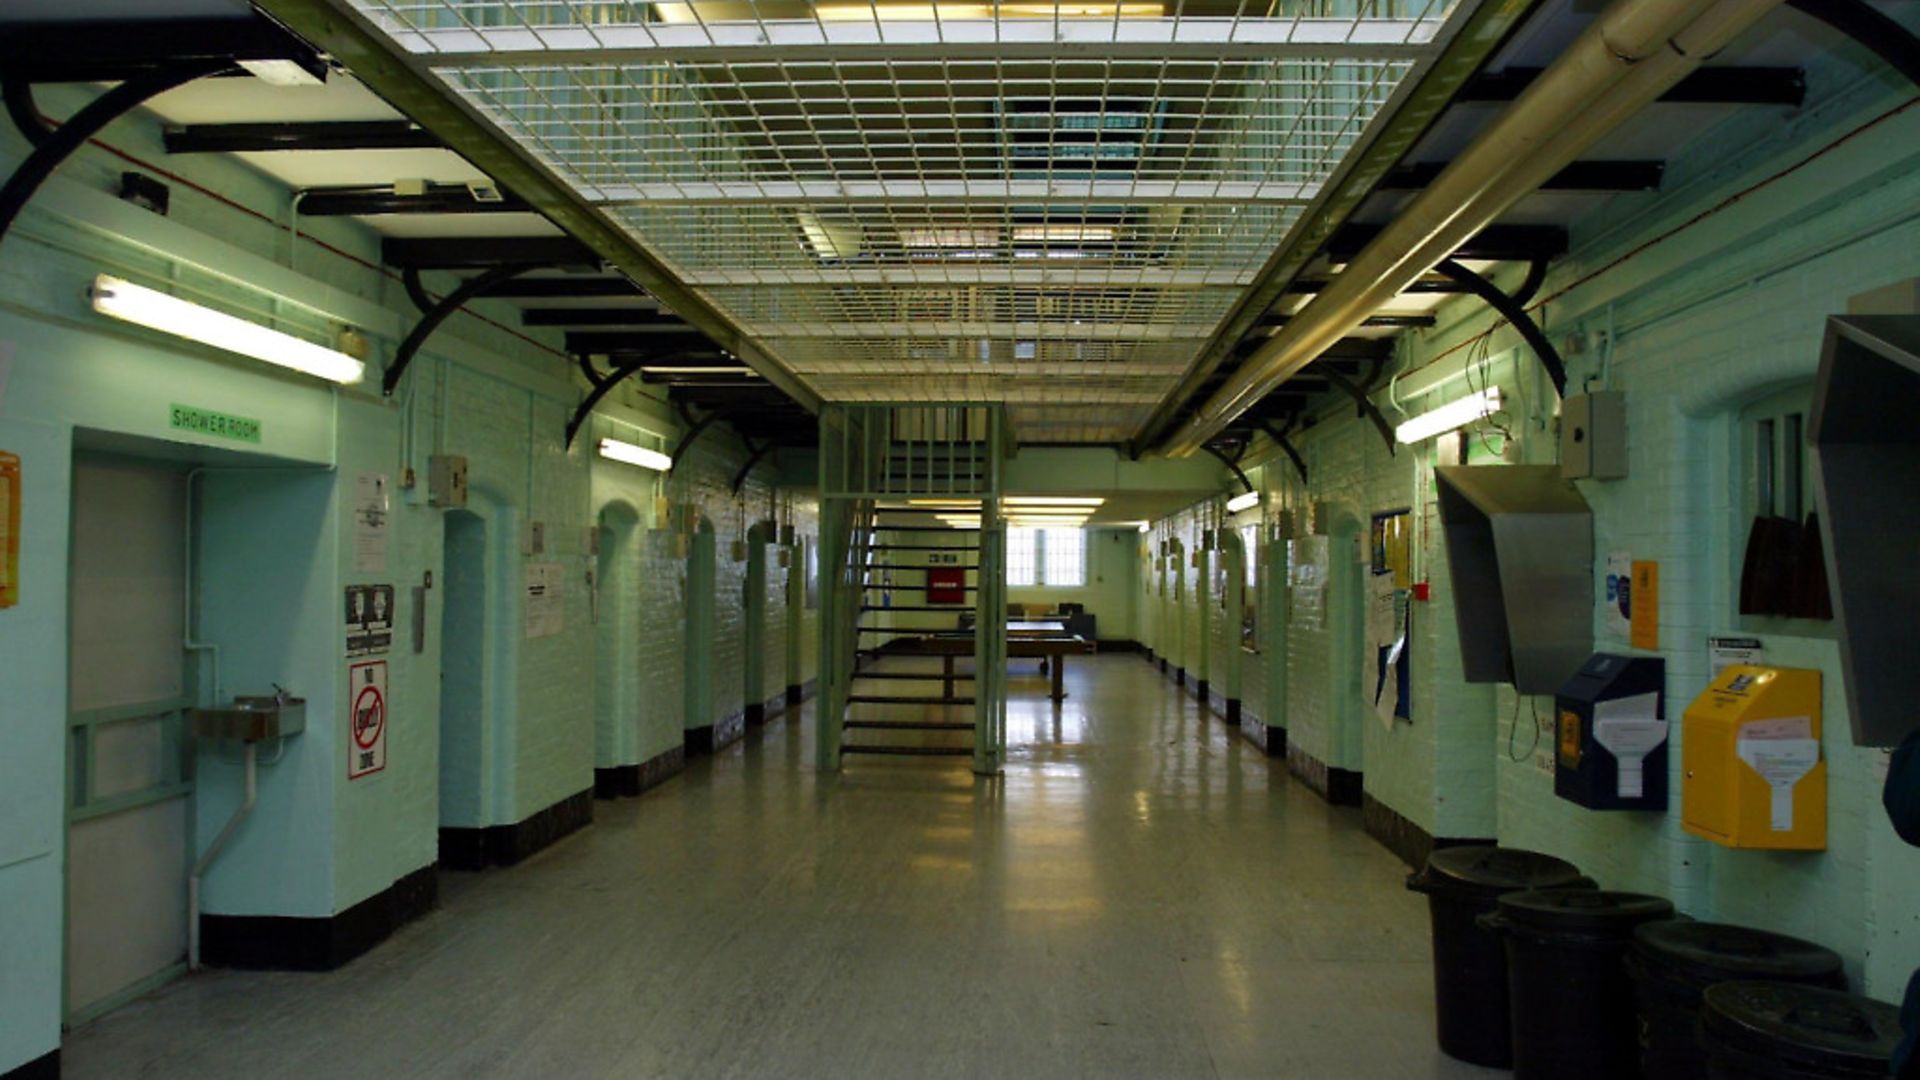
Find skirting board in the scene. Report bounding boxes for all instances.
[1286,744,1362,807]
[200,862,438,972]
[594,744,688,800]
[1,1050,58,1080]
[439,789,594,871]
[1361,793,1494,872]
[1240,721,1286,757]
[686,710,747,756]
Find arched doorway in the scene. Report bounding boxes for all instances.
[439,493,518,866]
[593,501,641,795]
[684,519,720,752]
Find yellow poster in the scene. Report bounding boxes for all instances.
[0,451,18,609]
[1630,559,1659,650]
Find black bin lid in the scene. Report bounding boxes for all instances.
[1495,888,1674,934]
[1633,920,1845,985]
[1702,981,1903,1073]
[1412,845,1587,896]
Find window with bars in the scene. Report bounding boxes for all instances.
[1007,527,1085,587]
[1736,385,1831,628]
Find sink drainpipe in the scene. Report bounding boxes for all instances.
[188,740,256,972]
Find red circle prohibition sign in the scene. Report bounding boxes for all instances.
[353,684,386,749]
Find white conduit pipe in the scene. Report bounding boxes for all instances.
[1161,0,1786,457]
[188,741,257,971]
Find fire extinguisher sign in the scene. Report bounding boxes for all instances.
[347,659,388,780]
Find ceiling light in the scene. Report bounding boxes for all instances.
[900,228,999,249]
[640,366,755,375]
[1225,491,1261,514]
[1011,225,1116,243]
[90,274,364,384]
[237,59,325,87]
[1395,387,1503,444]
[1138,522,1151,533]
[1004,496,1104,507]
[909,499,983,507]
[598,438,673,471]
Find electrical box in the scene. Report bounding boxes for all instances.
[427,454,468,508]
[1555,653,1667,811]
[1560,391,1627,481]
[1682,665,1826,850]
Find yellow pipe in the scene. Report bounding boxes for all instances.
[1160,0,1785,457]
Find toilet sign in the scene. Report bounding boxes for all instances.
[348,660,387,779]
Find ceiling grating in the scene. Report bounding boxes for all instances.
[344,0,1472,442]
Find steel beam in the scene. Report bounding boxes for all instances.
[1458,65,1807,105]
[1326,223,1567,262]
[1381,159,1665,192]
[1785,0,1920,87]
[0,16,326,84]
[385,263,543,396]
[381,17,1446,66]
[1435,258,1568,397]
[523,308,688,328]
[298,184,531,216]
[382,236,596,270]
[162,120,443,154]
[750,321,1214,341]
[484,277,650,300]
[684,267,1250,288]
[565,330,715,355]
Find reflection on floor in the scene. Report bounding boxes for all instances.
[64,655,1499,1079]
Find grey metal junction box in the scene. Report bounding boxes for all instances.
[1561,391,1627,480]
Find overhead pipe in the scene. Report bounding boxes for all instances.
[1159,0,1785,457]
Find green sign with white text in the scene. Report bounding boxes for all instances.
[170,404,262,444]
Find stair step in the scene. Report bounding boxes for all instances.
[841,744,975,757]
[850,671,976,681]
[847,694,976,705]
[863,563,980,571]
[861,605,974,612]
[843,720,976,731]
[867,544,980,552]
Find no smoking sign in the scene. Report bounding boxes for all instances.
[348,660,388,779]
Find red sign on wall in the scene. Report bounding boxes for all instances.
[926,567,966,605]
[348,660,388,780]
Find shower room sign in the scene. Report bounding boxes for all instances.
[348,660,388,780]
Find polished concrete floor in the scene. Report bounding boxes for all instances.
[65,656,1497,1078]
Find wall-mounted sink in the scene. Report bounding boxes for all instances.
[190,696,306,742]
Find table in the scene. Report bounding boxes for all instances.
[868,631,1093,702]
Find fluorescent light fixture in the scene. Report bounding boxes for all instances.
[598,438,673,471]
[909,499,983,507]
[1012,225,1116,244]
[640,366,756,375]
[237,59,325,87]
[1395,387,1503,445]
[1004,496,1105,507]
[90,274,364,384]
[1137,522,1151,533]
[1225,491,1261,514]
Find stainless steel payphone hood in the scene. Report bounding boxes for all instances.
[1811,315,1920,747]
[1435,465,1595,695]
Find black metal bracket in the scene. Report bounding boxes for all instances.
[732,438,775,494]
[383,263,544,396]
[1786,0,1920,87]
[564,356,646,450]
[666,406,732,478]
[0,58,235,249]
[1255,417,1309,485]
[1436,258,1569,399]
[1322,351,1399,454]
[1204,443,1255,495]
[400,266,437,315]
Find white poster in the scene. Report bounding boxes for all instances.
[1604,551,1632,637]
[525,561,565,639]
[1288,536,1329,631]
[1709,635,1764,675]
[347,659,388,780]
[353,472,391,573]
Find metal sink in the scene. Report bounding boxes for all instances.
[191,695,306,742]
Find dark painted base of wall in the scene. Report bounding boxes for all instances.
[1362,793,1495,873]
[2,1049,58,1080]
[439,788,594,870]
[686,710,747,756]
[1158,657,1168,674]
[594,744,688,800]
[1287,744,1363,807]
[1240,721,1286,756]
[1175,666,1185,686]
[1224,698,1241,725]
[747,692,788,726]
[201,862,437,972]
[1194,678,1210,705]
[785,679,817,706]
[1096,639,1142,653]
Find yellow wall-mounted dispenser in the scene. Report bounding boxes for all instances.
[1681,665,1825,850]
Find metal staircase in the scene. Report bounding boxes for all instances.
[817,405,1008,775]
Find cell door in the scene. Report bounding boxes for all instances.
[66,457,193,1022]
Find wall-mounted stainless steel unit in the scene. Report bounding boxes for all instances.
[1435,465,1594,695]
[1810,315,1920,747]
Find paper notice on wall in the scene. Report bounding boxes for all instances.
[1709,636,1764,675]
[525,561,564,639]
[353,472,391,573]
[1629,560,1660,650]
[1736,735,1819,831]
[1592,692,1667,798]
[1604,551,1632,637]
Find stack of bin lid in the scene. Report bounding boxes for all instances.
[1702,982,1904,1077]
